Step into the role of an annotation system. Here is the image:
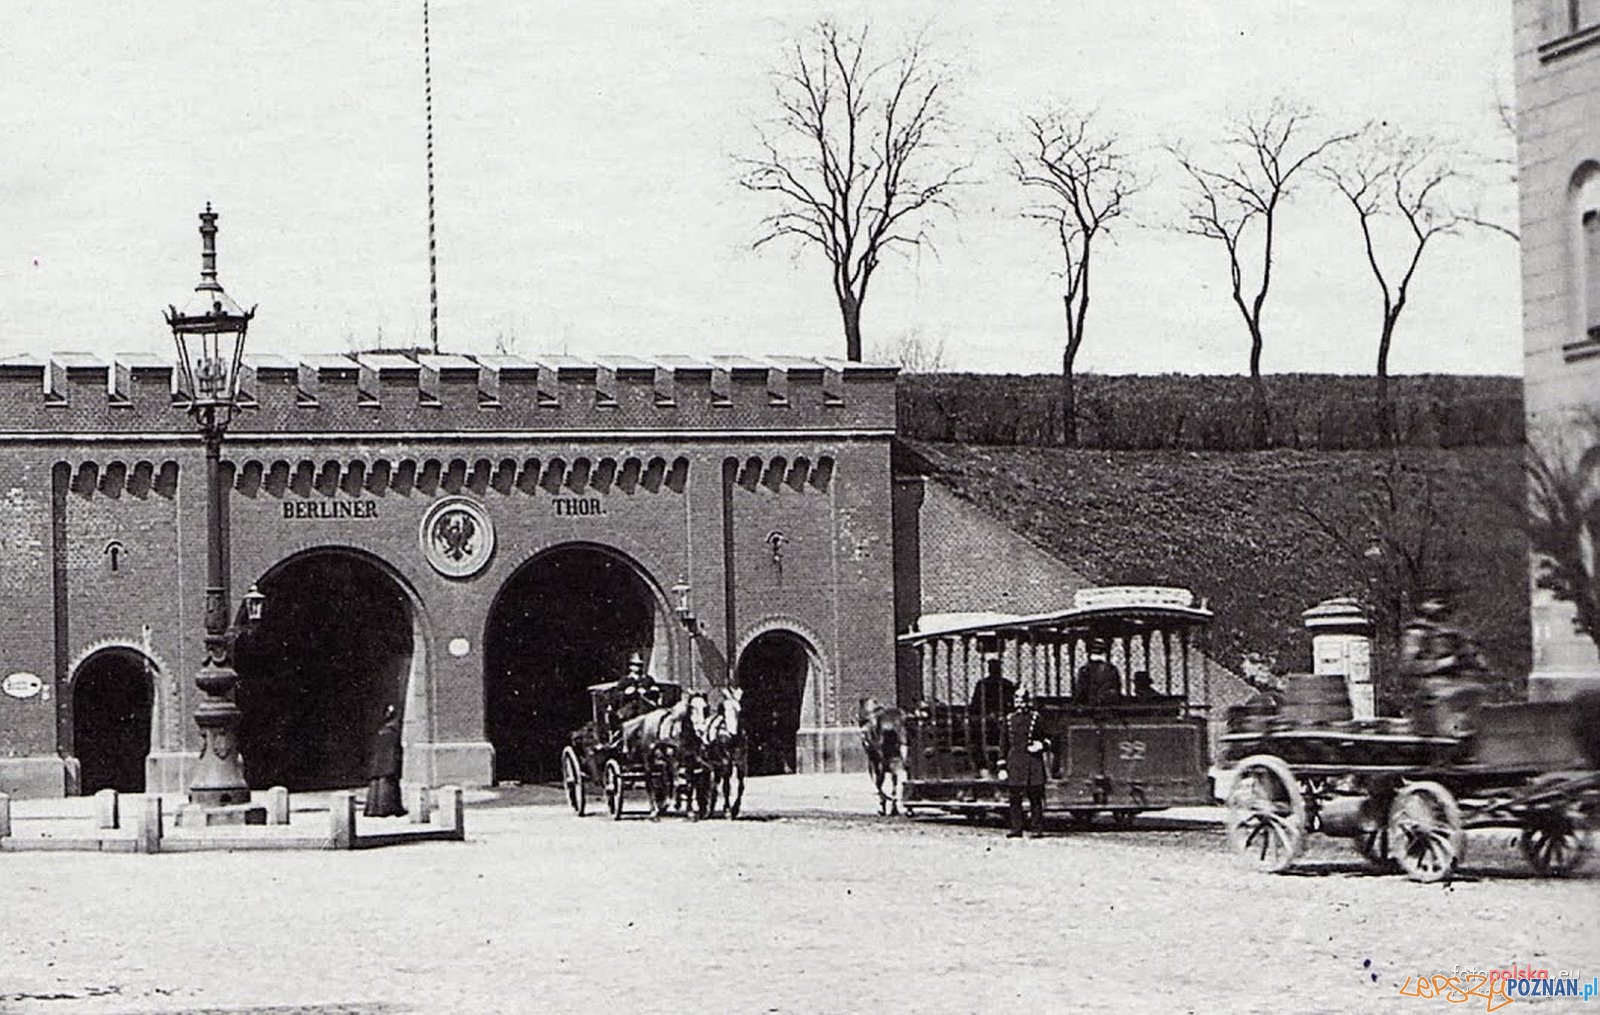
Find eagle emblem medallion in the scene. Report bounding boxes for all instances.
[420,496,495,578]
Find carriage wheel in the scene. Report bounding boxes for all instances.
[603,759,625,820]
[1387,781,1464,883]
[1519,811,1593,877]
[561,746,587,817]
[1067,810,1097,828]
[1224,755,1306,873]
[1111,810,1137,829]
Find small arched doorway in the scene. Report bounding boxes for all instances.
[735,630,816,776]
[485,544,665,783]
[235,549,417,790]
[72,648,155,794]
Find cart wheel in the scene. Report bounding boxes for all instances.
[603,759,625,820]
[1354,825,1399,871]
[561,746,587,816]
[1387,781,1464,883]
[1067,810,1097,827]
[1519,811,1592,877]
[1111,810,1137,829]
[1224,755,1306,873]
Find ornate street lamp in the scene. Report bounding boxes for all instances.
[165,203,257,807]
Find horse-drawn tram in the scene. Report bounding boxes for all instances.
[896,586,1216,825]
[1217,684,1600,882]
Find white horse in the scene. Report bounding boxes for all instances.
[704,688,746,819]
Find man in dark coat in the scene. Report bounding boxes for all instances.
[1399,593,1486,685]
[1000,686,1049,838]
[1398,591,1489,720]
[969,657,1017,719]
[1073,640,1123,703]
[364,704,406,818]
[614,653,663,723]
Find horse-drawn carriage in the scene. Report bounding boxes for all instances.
[560,678,745,820]
[894,586,1217,825]
[1218,682,1600,882]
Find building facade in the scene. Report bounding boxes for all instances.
[0,352,898,797]
[1514,0,1600,697]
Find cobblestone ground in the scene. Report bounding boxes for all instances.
[1,779,1596,1015]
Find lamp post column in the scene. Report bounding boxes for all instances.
[188,409,250,806]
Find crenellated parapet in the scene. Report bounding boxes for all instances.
[0,352,897,434]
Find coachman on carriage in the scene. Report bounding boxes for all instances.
[560,671,746,821]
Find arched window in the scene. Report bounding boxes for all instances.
[1569,164,1600,357]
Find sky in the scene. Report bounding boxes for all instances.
[0,1,1521,376]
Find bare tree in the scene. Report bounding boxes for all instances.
[869,328,947,372]
[1294,456,1451,710]
[1526,415,1600,658]
[1169,101,1355,448]
[1012,107,1140,446]
[1324,127,1471,446]
[1463,80,1521,242]
[740,21,961,361]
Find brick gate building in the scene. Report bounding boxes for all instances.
[0,351,898,797]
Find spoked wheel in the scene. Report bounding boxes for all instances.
[561,746,587,816]
[1225,755,1307,873]
[603,759,625,820]
[1519,811,1593,877]
[1388,781,1464,883]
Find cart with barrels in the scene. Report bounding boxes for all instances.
[1218,683,1600,882]
[560,678,692,820]
[897,586,1218,826]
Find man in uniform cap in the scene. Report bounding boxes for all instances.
[1073,639,1123,704]
[1000,685,1051,838]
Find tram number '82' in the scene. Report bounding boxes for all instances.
[1117,740,1147,761]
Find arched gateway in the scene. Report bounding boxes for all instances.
[736,629,822,776]
[485,543,671,783]
[235,549,419,791]
[70,647,156,794]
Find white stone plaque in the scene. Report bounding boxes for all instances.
[2,672,43,699]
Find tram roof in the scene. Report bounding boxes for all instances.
[900,587,1213,645]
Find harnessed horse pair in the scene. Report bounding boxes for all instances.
[618,688,745,819]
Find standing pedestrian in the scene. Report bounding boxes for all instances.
[364,704,406,818]
[1000,686,1049,838]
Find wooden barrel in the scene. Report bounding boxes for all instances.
[1280,673,1352,724]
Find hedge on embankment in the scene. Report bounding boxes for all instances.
[897,373,1523,451]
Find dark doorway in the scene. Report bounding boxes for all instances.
[235,551,414,791]
[486,545,657,783]
[736,631,812,776]
[72,649,154,794]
